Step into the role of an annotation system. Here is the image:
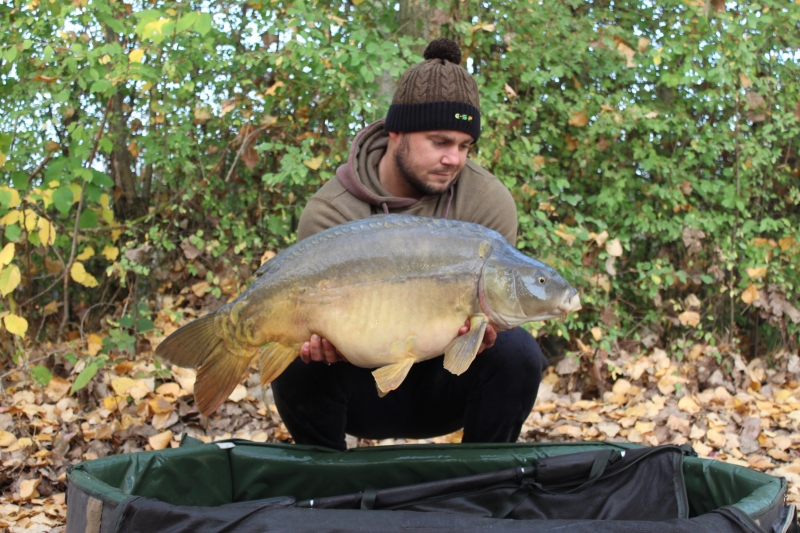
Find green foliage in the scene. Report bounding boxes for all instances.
[1,0,798,357]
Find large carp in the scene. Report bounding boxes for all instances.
[156,215,581,415]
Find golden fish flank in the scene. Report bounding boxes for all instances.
[155,215,581,415]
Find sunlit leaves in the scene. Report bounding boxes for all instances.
[0,265,21,296]
[70,262,99,288]
[3,313,28,337]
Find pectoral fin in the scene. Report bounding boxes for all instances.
[443,314,488,375]
[372,358,414,395]
[259,342,299,386]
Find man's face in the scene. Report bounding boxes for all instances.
[392,130,473,197]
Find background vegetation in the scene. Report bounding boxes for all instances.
[1,0,799,380]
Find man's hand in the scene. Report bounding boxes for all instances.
[457,318,497,355]
[300,334,348,364]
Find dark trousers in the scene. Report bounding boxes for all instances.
[272,327,548,451]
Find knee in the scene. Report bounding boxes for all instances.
[483,328,548,386]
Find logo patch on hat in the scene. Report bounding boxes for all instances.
[455,113,473,121]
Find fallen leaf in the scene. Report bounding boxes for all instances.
[19,478,41,501]
[678,311,701,327]
[149,430,173,450]
[746,267,767,280]
[86,333,103,356]
[678,396,701,414]
[0,430,17,447]
[616,41,636,67]
[111,377,136,396]
[45,377,71,402]
[598,422,620,438]
[637,37,651,52]
[170,366,196,393]
[191,281,209,297]
[228,384,248,402]
[590,327,602,341]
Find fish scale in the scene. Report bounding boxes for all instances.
[156,214,581,415]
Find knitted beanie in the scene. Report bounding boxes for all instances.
[384,38,481,140]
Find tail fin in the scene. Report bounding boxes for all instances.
[155,312,255,416]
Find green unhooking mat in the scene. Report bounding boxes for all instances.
[66,439,798,533]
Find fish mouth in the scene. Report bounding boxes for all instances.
[558,291,582,315]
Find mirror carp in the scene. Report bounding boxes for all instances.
[156,215,581,415]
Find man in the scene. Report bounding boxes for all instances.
[272,38,549,451]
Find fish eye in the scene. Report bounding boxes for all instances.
[537,276,546,284]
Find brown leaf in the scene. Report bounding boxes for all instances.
[20,478,41,500]
[710,0,725,13]
[568,110,589,127]
[678,396,701,414]
[180,239,202,260]
[678,311,701,327]
[242,143,259,170]
[430,8,453,25]
[221,98,237,117]
[260,32,279,48]
[741,284,760,304]
[616,42,636,68]
[504,83,517,99]
[45,377,71,402]
[746,91,765,109]
[605,238,623,257]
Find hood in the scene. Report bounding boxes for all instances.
[336,119,457,215]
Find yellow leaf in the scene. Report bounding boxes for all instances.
[100,193,110,209]
[143,18,170,37]
[24,209,38,232]
[102,208,115,224]
[70,261,99,288]
[590,327,602,341]
[678,396,701,414]
[653,54,662,66]
[605,238,623,257]
[533,155,546,171]
[129,48,144,63]
[746,267,767,280]
[0,243,13,266]
[102,245,119,261]
[651,274,662,285]
[568,110,589,127]
[111,228,123,242]
[779,236,795,252]
[86,333,103,356]
[0,209,21,225]
[99,54,111,65]
[43,300,59,316]
[111,377,136,395]
[554,225,576,245]
[3,313,28,337]
[0,151,6,167]
[0,265,21,296]
[265,81,284,96]
[678,310,701,327]
[303,157,324,170]
[149,430,173,450]
[38,188,53,208]
[352,0,364,4]
[68,183,82,201]
[741,284,760,304]
[76,247,95,261]
[0,186,21,207]
[37,217,55,246]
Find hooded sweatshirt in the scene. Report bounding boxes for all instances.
[296,119,518,245]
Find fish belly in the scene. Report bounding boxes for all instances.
[307,276,477,368]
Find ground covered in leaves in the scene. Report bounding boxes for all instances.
[1,318,799,531]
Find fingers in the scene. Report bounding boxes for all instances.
[300,334,343,364]
[477,324,498,355]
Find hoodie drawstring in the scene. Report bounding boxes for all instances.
[442,185,454,219]
[381,202,389,214]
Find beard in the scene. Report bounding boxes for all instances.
[393,136,455,197]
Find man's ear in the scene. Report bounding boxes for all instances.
[387,131,402,142]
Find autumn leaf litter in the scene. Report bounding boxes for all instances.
[1,316,799,531]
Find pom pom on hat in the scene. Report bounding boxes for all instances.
[423,38,462,65]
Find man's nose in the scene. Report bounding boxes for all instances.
[441,147,460,166]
